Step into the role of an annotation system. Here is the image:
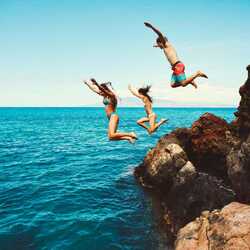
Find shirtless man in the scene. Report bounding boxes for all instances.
[144,22,208,88]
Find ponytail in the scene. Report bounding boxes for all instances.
[138,85,152,103]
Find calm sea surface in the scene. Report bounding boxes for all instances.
[0,107,235,250]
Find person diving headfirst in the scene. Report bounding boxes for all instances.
[83,78,138,143]
[144,22,208,89]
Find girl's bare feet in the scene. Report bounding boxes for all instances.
[130,132,138,140]
[128,138,136,144]
[148,128,153,135]
[148,119,168,135]
[159,118,168,125]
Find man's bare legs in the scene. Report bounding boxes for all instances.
[108,115,137,143]
[171,71,208,89]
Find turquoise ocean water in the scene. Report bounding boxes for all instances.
[0,107,235,250]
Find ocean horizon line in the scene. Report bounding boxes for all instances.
[0,106,237,109]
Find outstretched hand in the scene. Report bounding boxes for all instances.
[144,22,153,28]
[90,78,98,85]
[144,21,166,46]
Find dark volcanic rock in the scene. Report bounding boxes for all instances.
[134,128,195,189]
[189,113,238,177]
[134,122,236,232]
[135,112,239,188]
[175,202,250,250]
[233,65,250,137]
[227,135,250,202]
[166,173,235,231]
[226,66,250,201]
[135,65,250,247]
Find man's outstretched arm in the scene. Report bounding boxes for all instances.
[144,22,166,40]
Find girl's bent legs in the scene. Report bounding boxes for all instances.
[148,113,157,134]
[137,117,150,132]
[108,115,137,141]
[149,114,167,134]
[153,119,168,132]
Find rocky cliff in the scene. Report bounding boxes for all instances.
[175,202,250,250]
[134,65,250,248]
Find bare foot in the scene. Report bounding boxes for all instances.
[160,118,168,125]
[130,132,138,140]
[148,128,153,135]
[191,81,198,89]
[153,119,168,133]
[147,119,168,135]
[144,22,153,28]
[128,138,136,144]
[197,71,208,79]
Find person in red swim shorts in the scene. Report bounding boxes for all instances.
[144,22,208,89]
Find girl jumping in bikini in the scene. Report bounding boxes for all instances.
[128,84,167,134]
[83,78,138,143]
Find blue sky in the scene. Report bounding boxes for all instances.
[0,0,250,106]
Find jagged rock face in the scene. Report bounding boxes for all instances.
[134,112,235,184]
[135,130,196,189]
[134,123,236,232]
[189,113,236,176]
[227,135,250,202]
[234,65,250,137]
[175,202,250,250]
[166,173,235,230]
[135,112,238,186]
[134,65,250,248]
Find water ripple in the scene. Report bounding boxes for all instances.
[0,107,235,250]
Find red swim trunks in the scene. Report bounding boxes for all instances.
[171,61,186,85]
[172,61,185,75]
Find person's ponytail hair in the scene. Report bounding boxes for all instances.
[138,85,152,103]
[100,82,111,91]
[100,82,117,106]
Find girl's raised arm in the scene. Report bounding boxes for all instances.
[128,84,143,99]
[83,80,101,95]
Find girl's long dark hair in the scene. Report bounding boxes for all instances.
[138,85,152,103]
[100,82,117,106]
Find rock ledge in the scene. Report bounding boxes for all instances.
[134,66,250,249]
